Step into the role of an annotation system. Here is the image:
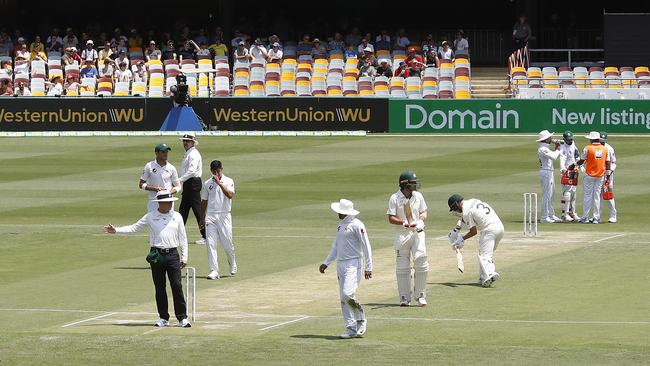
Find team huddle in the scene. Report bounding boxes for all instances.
[103,135,506,338]
[536,130,617,224]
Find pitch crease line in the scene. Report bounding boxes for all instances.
[61,312,116,328]
[258,316,311,331]
[593,234,625,243]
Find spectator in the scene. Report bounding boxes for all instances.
[115,50,129,68]
[70,47,82,64]
[421,34,436,54]
[62,47,75,66]
[213,27,225,44]
[454,29,469,56]
[64,74,80,95]
[358,49,377,78]
[196,41,211,58]
[267,34,281,49]
[345,27,362,48]
[438,41,454,61]
[0,60,12,77]
[311,39,327,59]
[145,40,162,61]
[405,47,425,75]
[376,59,393,78]
[62,28,78,50]
[128,29,143,49]
[375,30,391,45]
[114,62,132,82]
[178,40,197,62]
[297,34,312,56]
[357,38,374,55]
[81,40,98,62]
[111,28,127,47]
[328,32,345,53]
[233,41,250,63]
[80,60,98,79]
[15,44,30,61]
[29,36,44,53]
[80,32,92,48]
[30,42,47,61]
[512,14,531,51]
[267,42,283,63]
[161,40,177,61]
[46,75,64,96]
[0,78,12,96]
[99,42,113,63]
[0,32,12,57]
[208,38,228,58]
[133,60,148,83]
[249,38,268,60]
[46,30,63,53]
[98,32,108,47]
[108,45,119,62]
[230,30,249,48]
[393,61,410,78]
[194,28,209,46]
[394,29,410,50]
[14,81,30,96]
[344,44,357,59]
[14,37,27,55]
[99,58,115,77]
[116,38,128,55]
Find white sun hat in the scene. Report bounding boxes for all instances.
[584,131,601,140]
[536,130,554,142]
[330,199,360,216]
[179,134,197,142]
[152,190,178,202]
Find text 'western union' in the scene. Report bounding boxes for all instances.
[0,108,144,123]
[213,107,371,123]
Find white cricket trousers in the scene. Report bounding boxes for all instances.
[601,171,617,220]
[205,213,237,274]
[582,175,604,222]
[395,230,428,303]
[539,169,556,220]
[561,184,577,216]
[478,224,504,283]
[337,258,365,330]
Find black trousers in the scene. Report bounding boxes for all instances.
[150,248,187,321]
[180,177,205,239]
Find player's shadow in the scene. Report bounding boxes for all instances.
[114,266,150,270]
[291,334,343,340]
[365,303,403,310]
[432,282,482,288]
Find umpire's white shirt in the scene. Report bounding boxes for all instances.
[141,160,181,200]
[115,210,188,262]
[201,175,235,215]
[323,216,373,271]
[387,190,428,230]
[462,198,503,232]
[559,142,579,170]
[538,142,560,171]
[179,147,202,183]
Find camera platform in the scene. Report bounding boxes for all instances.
[159,106,203,131]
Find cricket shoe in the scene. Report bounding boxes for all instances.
[340,327,358,339]
[592,219,599,224]
[207,271,220,280]
[154,319,169,327]
[356,319,367,337]
[542,217,556,224]
[230,264,238,276]
[399,295,410,307]
[551,215,562,222]
[481,273,500,288]
[608,217,617,223]
[416,297,427,307]
[195,238,206,245]
[179,318,192,328]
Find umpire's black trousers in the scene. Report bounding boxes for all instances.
[180,177,205,239]
[150,248,187,321]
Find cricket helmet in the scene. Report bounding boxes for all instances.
[562,131,573,142]
[447,194,464,212]
[399,171,418,189]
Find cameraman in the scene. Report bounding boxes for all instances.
[170,73,191,107]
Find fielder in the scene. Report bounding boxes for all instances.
[447,194,504,287]
[569,131,610,224]
[559,131,580,222]
[387,171,429,307]
[536,130,561,223]
[140,143,182,212]
[319,199,373,339]
[199,160,238,280]
[600,131,617,223]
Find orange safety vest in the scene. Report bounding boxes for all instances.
[584,143,608,177]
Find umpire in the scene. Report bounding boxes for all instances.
[178,134,206,244]
[104,190,191,328]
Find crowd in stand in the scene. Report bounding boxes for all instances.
[0,26,470,96]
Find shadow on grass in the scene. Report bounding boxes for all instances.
[431,282,482,288]
[290,334,343,340]
[114,266,150,270]
[365,303,403,310]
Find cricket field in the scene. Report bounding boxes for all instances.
[0,135,648,365]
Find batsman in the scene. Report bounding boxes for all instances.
[387,171,429,306]
[447,194,504,287]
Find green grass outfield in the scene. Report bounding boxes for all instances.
[0,135,648,365]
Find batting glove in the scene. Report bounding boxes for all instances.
[415,220,425,232]
[453,236,465,249]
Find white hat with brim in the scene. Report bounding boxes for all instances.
[363,46,373,52]
[152,190,178,202]
[584,131,601,140]
[330,199,359,216]
[179,134,197,142]
[536,130,554,141]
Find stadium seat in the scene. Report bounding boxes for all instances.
[405,77,422,99]
[389,77,406,98]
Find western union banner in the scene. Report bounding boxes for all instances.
[389,99,650,133]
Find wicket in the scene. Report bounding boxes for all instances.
[184,267,196,322]
[523,193,538,236]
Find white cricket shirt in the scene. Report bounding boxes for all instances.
[538,142,560,171]
[323,215,373,271]
[115,210,188,261]
[179,146,202,183]
[604,142,617,170]
[141,160,181,200]
[387,190,427,228]
[462,198,503,232]
[559,142,579,169]
[200,175,235,215]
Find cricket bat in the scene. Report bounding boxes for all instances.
[452,220,464,273]
[404,201,415,227]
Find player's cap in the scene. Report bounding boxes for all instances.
[152,190,178,202]
[536,130,554,141]
[363,46,373,53]
[447,194,464,212]
[331,199,360,216]
[562,131,573,141]
[154,143,171,152]
[599,131,608,141]
[86,40,94,45]
[179,134,197,142]
[584,131,601,140]
[210,160,222,170]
